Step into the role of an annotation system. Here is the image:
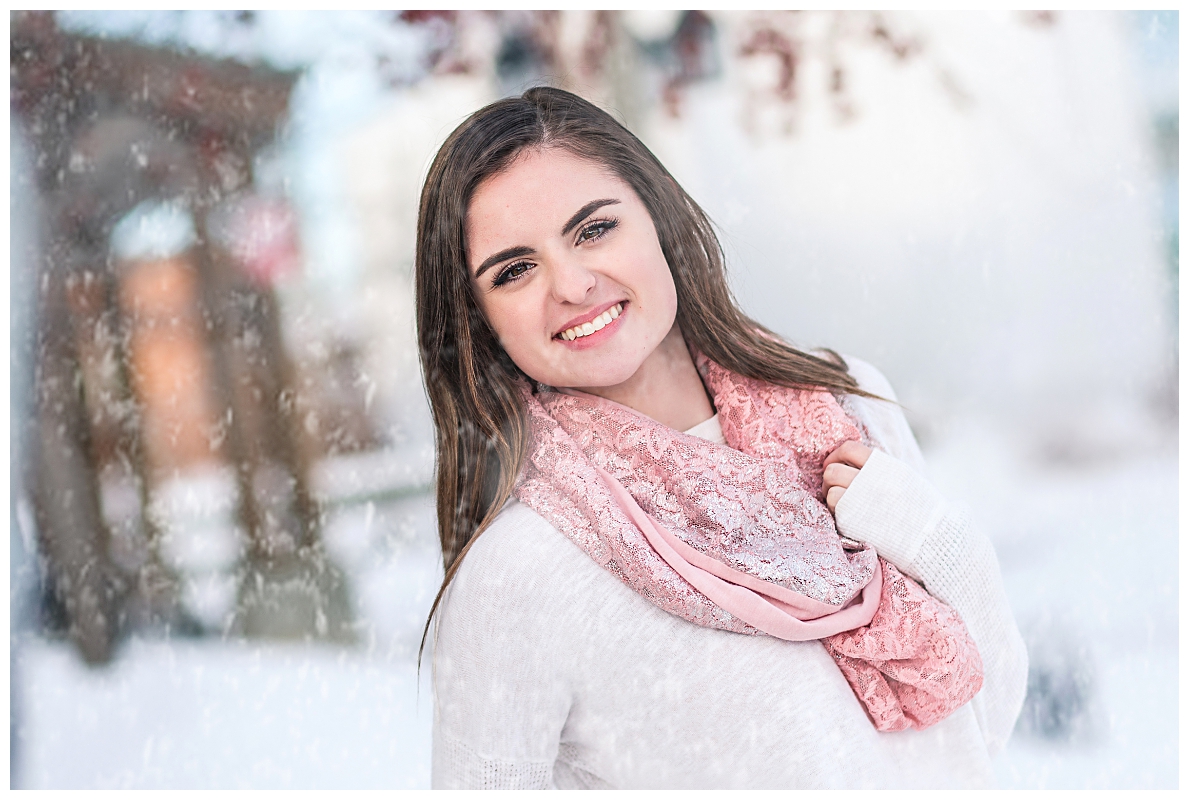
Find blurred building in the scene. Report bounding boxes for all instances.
[10,12,356,663]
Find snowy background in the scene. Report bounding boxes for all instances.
[10,11,1178,789]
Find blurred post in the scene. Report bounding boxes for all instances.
[190,175,351,641]
[10,112,40,785]
[12,12,124,664]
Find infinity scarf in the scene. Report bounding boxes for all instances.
[514,354,983,732]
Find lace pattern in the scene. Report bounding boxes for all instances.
[514,356,983,731]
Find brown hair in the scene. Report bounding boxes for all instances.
[415,86,873,661]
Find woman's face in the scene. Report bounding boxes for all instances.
[466,147,678,391]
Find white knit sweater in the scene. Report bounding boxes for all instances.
[431,358,1028,789]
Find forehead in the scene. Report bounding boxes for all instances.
[467,149,627,237]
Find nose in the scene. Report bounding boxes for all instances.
[548,253,597,305]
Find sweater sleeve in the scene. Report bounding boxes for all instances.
[833,356,1028,755]
[430,509,572,789]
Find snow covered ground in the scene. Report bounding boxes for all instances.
[12,638,433,789]
[11,489,443,790]
[11,417,1178,789]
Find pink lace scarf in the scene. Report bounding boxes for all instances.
[514,354,983,732]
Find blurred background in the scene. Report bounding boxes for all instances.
[9,10,1177,789]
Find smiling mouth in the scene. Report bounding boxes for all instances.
[556,302,624,341]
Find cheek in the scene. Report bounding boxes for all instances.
[480,294,552,373]
[659,265,678,314]
[485,303,529,349]
[481,297,515,341]
[642,250,678,325]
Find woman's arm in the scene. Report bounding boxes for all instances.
[431,506,572,788]
[830,356,1028,755]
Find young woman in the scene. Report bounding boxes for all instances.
[415,87,1027,789]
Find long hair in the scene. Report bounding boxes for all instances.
[415,86,874,661]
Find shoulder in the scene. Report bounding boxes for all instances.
[450,501,578,598]
[804,347,897,400]
[838,353,899,402]
[828,352,928,475]
[440,500,610,632]
[434,502,576,671]
[803,349,894,406]
[467,499,566,563]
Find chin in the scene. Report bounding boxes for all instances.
[562,362,644,391]
[525,356,640,391]
[522,334,659,390]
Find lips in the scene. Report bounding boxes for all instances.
[554,301,626,341]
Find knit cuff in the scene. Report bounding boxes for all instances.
[833,448,946,575]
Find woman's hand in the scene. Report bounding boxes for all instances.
[822,441,873,513]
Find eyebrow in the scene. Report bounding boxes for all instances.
[475,245,534,280]
[561,198,620,236]
[472,198,622,280]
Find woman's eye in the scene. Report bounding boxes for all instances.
[493,261,533,287]
[577,218,618,243]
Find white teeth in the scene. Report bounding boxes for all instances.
[560,303,624,341]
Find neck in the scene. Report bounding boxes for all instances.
[578,324,715,431]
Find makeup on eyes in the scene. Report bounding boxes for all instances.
[575,216,618,243]
[489,216,620,288]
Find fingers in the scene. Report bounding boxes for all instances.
[823,461,860,514]
[823,442,871,514]
[822,462,859,491]
[826,485,846,513]
[823,440,873,470]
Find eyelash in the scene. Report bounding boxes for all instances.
[492,260,532,287]
[490,217,620,288]
[577,216,618,244]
